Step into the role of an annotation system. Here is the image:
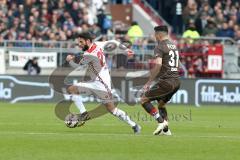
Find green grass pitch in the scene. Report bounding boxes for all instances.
[0,102,239,160]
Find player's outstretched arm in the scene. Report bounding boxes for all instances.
[102,40,134,56]
[66,54,86,69]
[69,60,81,68]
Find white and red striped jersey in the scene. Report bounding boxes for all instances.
[79,40,133,90]
[80,42,111,89]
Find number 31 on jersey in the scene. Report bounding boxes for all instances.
[168,50,179,71]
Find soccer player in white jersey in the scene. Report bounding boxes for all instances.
[66,32,141,134]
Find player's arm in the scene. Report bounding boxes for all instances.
[66,55,86,69]
[143,46,163,91]
[143,57,162,90]
[148,57,162,82]
[102,40,134,56]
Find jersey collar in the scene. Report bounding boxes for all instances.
[87,43,97,53]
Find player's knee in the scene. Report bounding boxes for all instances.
[66,86,72,94]
[157,100,165,108]
[140,96,149,105]
[67,86,77,94]
[105,102,116,113]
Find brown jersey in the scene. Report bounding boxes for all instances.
[154,39,180,79]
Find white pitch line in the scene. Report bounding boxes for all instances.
[0,123,239,130]
[0,123,123,127]
[0,131,240,140]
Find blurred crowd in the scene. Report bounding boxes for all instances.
[147,0,240,43]
[0,0,111,42]
[1,0,239,43]
[0,0,236,78]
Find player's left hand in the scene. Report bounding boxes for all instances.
[66,55,75,62]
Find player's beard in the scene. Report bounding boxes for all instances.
[82,45,89,51]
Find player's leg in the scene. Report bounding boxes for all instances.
[156,79,181,135]
[77,80,141,133]
[141,96,163,123]
[69,81,109,122]
[92,81,139,130]
[141,96,167,135]
[141,81,172,135]
[157,99,171,135]
[67,81,112,124]
[104,102,141,134]
[70,81,106,114]
[67,85,87,114]
[158,100,168,121]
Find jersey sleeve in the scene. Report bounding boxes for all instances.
[154,45,164,58]
[69,60,87,70]
[79,53,92,65]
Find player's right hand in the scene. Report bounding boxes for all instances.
[66,55,75,62]
[143,81,151,92]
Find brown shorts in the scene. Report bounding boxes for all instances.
[144,78,181,103]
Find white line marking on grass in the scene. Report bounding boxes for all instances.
[173,135,240,139]
[0,131,240,140]
[0,122,124,127]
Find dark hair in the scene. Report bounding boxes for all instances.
[131,21,138,26]
[154,25,168,33]
[75,32,93,42]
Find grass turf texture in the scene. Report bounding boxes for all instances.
[0,102,239,160]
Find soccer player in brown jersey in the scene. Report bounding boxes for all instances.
[141,26,181,135]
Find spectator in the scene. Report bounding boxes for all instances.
[200,2,214,17]
[97,9,111,34]
[91,23,101,37]
[182,21,200,40]
[171,0,184,35]
[183,1,198,29]
[237,8,240,24]
[193,56,203,77]
[235,29,240,43]
[216,22,235,38]
[214,12,226,29]
[102,14,113,34]
[197,12,208,34]
[127,21,143,43]
[202,20,218,36]
[23,57,41,75]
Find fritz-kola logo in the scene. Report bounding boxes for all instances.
[0,76,53,103]
[0,82,12,99]
[201,86,240,103]
[195,79,240,106]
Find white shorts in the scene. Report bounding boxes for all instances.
[74,81,112,102]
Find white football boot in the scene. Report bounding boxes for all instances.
[160,126,172,136]
[153,120,168,135]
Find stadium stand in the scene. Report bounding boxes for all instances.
[146,0,240,42]
[0,0,109,41]
[0,0,239,79]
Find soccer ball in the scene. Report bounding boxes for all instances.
[64,113,80,128]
